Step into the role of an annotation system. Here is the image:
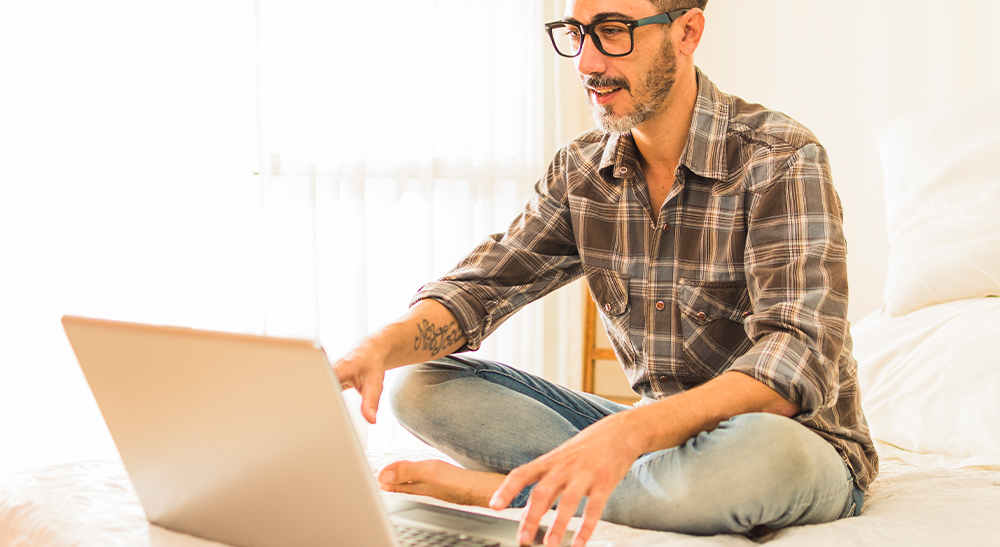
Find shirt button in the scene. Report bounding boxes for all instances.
[604,303,612,312]
[658,375,669,383]
[663,223,670,231]
[696,311,707,320]
[742,311,752,318]
[655,301,665,310]
[618,166,628,175]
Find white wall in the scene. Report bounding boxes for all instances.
[694,0,1000,322]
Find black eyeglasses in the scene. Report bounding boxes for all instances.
[544,9,689,58]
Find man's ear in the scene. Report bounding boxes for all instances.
[675,8,705,57]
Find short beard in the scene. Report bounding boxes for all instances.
[585,38,678,134]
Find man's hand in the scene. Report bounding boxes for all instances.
[489,411,644,547]
[333,344,387,424]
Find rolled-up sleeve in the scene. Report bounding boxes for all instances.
[727,143,850,420]
[411,151,583,351]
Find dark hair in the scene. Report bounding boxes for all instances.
[651,0,708,12]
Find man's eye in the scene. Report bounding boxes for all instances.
[564,28,581,39]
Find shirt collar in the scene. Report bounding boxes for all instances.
[598,132,639,180]
[599,68,730,182]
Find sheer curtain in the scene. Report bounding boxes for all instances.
[0,0,259,475]
[253,0,586,449]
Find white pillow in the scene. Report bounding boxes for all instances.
[876,86,1000,317]
[853,297,1000,463]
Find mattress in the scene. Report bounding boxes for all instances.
[2,444,998,547]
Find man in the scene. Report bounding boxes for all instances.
[334,1,878,546]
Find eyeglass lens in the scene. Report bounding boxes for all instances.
[550,22,632,56]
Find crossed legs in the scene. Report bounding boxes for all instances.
[381,355,859,535]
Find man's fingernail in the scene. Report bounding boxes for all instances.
[520,531,532,545]
[382,470,394,484]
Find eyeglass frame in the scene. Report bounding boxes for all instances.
[544,8,690,58]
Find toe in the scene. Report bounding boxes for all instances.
[378,461,410,489]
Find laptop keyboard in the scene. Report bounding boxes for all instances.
[394,524,502,547]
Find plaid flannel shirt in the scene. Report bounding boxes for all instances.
[412,69,878,491]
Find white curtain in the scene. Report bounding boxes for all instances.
[0,0,259,474]
[253,0,588,449]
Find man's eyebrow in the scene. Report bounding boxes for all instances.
[592,12,632,22]
[564,12,633,25]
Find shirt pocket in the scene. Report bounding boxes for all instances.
[676,279,754,378]
[583,265,633,366]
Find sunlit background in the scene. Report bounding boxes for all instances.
[2,0,998,475]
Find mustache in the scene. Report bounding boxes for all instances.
[581,75,630,92]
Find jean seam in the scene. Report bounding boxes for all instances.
[510,487,532,509]
[472,367,606,426]
[835,473,856,519]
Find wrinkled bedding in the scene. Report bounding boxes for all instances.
[2,444,998,547]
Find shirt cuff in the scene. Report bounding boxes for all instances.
[725,331,835,421]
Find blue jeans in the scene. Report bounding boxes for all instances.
[389,355,863,535]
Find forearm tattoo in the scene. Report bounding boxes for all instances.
[413,319,463,357]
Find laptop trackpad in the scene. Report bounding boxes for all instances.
[388,500,532,543]
[396,506,516,531]
[398,507,504,528]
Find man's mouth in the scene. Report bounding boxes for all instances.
[590,86,621,96]
[588,85,624,106]
[582,76,629,105]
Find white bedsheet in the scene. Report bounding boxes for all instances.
[2,444,998,547]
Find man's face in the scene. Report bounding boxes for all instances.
[567,0,678,133]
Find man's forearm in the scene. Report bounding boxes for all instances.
[617,371,802,457]
[333,299,467,424]
[360,299,468,371]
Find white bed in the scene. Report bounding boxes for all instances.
[1,444,999,547]
[3,89,999,547]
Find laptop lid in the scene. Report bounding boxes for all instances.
[62,315,398,547]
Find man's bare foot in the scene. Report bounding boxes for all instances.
[377,459,507,508]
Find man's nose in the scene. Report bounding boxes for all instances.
[575,33,608,76]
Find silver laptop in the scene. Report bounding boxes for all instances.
[62,315,552,547]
